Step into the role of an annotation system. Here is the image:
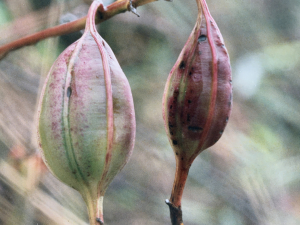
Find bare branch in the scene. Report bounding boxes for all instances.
[0,0,171,59]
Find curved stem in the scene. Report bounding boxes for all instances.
[0,17,86,59]
[0,0,171,59]
[88,0,115,197]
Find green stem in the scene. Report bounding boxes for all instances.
[83,191,104,225]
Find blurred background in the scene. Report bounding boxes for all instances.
[0,0,300,224]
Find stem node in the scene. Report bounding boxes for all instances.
[165,199,184,225]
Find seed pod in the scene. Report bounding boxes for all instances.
[37,1,135,224]
[163,0,232,223]
[163,0,232,169]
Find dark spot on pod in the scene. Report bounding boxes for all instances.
[176,152,179,155]
[179,61,185,69]
[188,100,192,103]
[219,130,224,134]
[187,114,190,122]
[199,51,202,55]
[67,87,72,98]
[226,117,229,122]
[72,170,77,174]
[87,172,91,177]
[198,35,207,42]
[188,126,203,132]
[173,140,178,145]
[170,131,174,135]
[169,122,174,128]
[102,41,105,46]
[188,67,193,76]
[170,105,173,109]
[229,80,232,84]
[173,88,179,95]
[181,157,184,160]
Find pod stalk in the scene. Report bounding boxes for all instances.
[166,158,190,225]
[83,191,104,225]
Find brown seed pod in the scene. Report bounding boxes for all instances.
[37,0,135,224]
[162,0,232,222]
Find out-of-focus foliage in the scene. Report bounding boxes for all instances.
[0,0,300,224]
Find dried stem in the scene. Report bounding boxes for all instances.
[166,199,184,225]
[0,0,171,59]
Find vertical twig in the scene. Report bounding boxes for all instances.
[166,159,190,225]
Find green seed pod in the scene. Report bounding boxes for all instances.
[37,1,135,224]
[163,0,232,223]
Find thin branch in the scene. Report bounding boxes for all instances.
[0,0,171,59]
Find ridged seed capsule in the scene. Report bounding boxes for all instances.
[162,0,232,223]
[37,1,135,224]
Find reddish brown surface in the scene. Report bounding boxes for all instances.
[163,0,232,167]
[163,0,232,214]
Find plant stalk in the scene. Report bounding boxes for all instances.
[0,0,171,59]
[82,191,104,225]
[166,157,190,225]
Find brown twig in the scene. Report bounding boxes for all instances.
[0,0,171,59]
